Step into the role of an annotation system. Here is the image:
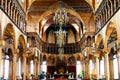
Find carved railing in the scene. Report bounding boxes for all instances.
[79,33,95,52]
[0,0,26,34]
[95,0,120,34]
[41,42,81,54]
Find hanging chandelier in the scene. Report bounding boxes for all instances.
[53,0,68,47]
[55,26,67,47]
[53,0,68,26]
[53,0,68,60]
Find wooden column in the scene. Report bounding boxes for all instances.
[34,59,37,76]
[0,40,3,79]
[36,63,38,75]
[94,52,100,80]
[84,60,90,79]
[109,58,114,80]
[26,58,30,79]
[39,64,42,74]
[81,61,85,78]
[13,53,17,80]
[117,52,120,79]
[104,53,110,80]
[38,62,40,75]
[23,54,27,80]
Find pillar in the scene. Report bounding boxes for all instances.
[13,53,17,80]
[94,56,99,80]
[23,55,27,80]
[117,51,120,79]
[81,61,85,79]
[36,62,39,75]
[40,64,42,74]
[0,40,3,79]
[34,58,37,76]
[109,58,114,80]
[104,53,110,80]
[38,62,40,75]
[84,61,90,79]
[26,58,30,80]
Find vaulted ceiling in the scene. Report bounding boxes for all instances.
[27,0,94,42]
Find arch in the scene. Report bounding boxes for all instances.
[47,55,55,65]
[56,55,66,64]
[76,54,81,61]
[106,22,116,39]
[17,35,26,60]
[47,29,55,43]
[68,55,76,65]
[41,15,83,34]
[105,21,118,49]
[89,55,95,62]
[96,34,104,49]
[39,8,84,25]
[4,47,14,59]
[43,54,47,61]
[18,35,26,48]
[3,23,16,47]
[2,23,16,80]
[67,29,75,43]
[18,35,26,51]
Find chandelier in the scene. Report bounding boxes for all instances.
[53,0,68,60]
[55,26,67,47]
[53,0,68,47]
[53,1,68,26]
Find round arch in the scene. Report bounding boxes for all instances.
[3,23,16,47]
[105,21,118,50]
[43,54,47,62]
[96,34,104,49]
[2,23,15,80]
[76,54,81,61]
[47,55,55,65]
[68,55,76,65]
[17,35,26,59]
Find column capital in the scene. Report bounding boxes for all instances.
[103,46,110,52]
[23,53,28,58]
[93,50,101,58]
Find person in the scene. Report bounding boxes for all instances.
[40,71,46,80]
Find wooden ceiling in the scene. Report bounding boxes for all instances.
[28,0,93,16]
[28,0,94,35]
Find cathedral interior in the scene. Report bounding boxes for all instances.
[0,0,120,80]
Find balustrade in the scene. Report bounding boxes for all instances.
[42,42,81,54]
[0,0,26,34]
[95,0,120,34]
